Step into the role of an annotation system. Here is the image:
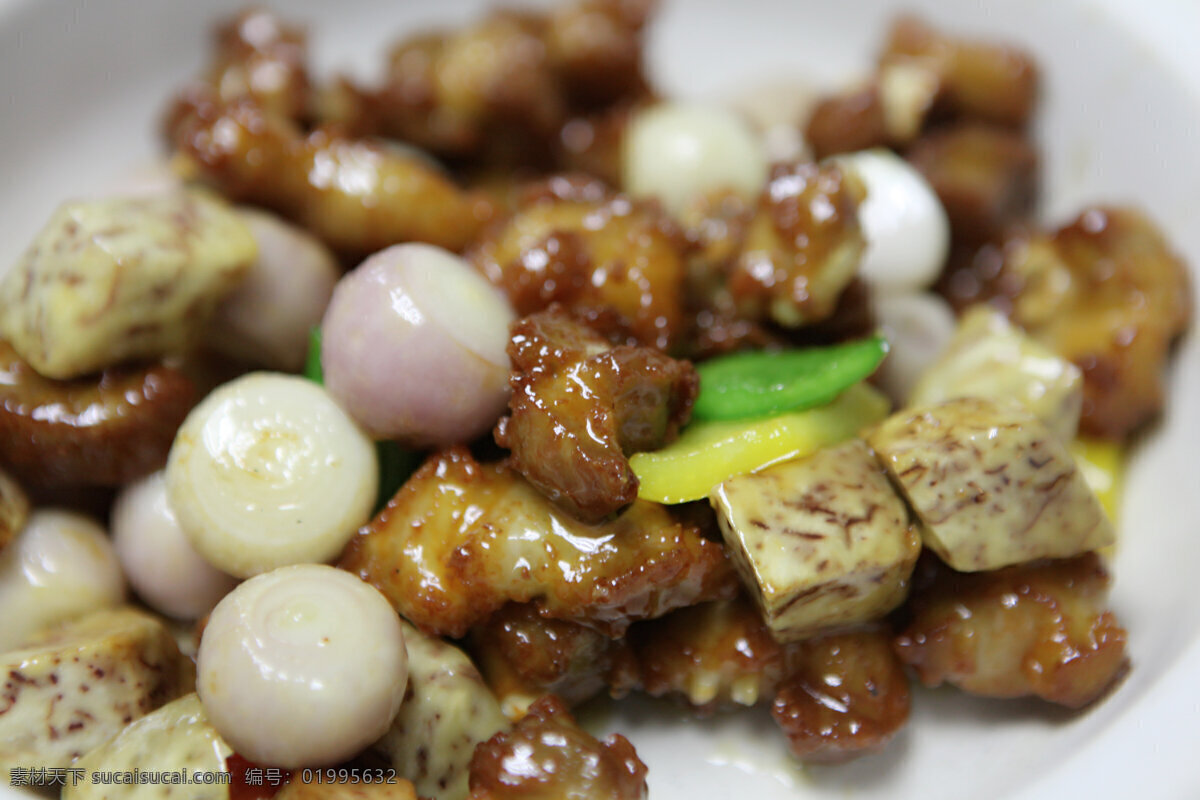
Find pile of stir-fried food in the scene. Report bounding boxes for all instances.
[0,2,1193,798]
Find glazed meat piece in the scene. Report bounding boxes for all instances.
[676,190,783,358]
[934,239,1018,314]
[726,161,867,328]
[805,15,1038,159]
[496,307,698,521]
[627,597,911,762]
[804,86,891,161]
[468,695,648,800]
[370,12,564,164]
[543,0,655,108]
[338,447,736,638]
[679,191,877,358]
[338,0,652,167]
[906,123,1038,244]
[166,88,493,256]
[680,189,754,289]
[555,102,641,188]
[772,628,911,763]
[685,306,781,360]
[1004,207,1192,439]
[942,207,1192,438]
[468,603,634,716]
[804,41,943,158]
[785,275,879,346]
[0,340,196,487]
[629,596,795,712]
[894,553,1128,708]
[471,176,689,351]
[881,15,1039,130]
[206,8,311,121]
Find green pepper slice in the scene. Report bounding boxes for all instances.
[692,336,889,422]
[304,326,325,385]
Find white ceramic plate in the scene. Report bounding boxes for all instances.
[2,1,1198,798]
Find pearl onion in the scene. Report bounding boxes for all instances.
[873,292,958,405]
[321,244,515,446]
[111,471,238,620]
[0,510,125,651]
[197,564,408,768]
[166,372,377,578]
[623,102,768,214]
[207,209,340,372]
[836,149,950,293]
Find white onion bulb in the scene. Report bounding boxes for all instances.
[321,243,515,446]
[837,148,950,293]
[166,372,377,579]
[207,209,340,372]
[0,510,125,651]
[623,102,769,214]
[111,471,238,619]
[197,564,408,768]
[874,291,958,405]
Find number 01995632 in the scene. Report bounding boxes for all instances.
[299,769,398,785]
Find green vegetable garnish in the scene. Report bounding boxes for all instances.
[304,326,325,385]
[303,325,419,511]
[692,336,889,421]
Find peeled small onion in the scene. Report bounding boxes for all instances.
[197,564,408,768]
[166,372,377,579]
[111,470,238,619]
[207,209,340,372]
[837,149,950,293]
[623,102,769,214]
[0,510,126,651]
[321,243,515,446]
[873,291,958,405]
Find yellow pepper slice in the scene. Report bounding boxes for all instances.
[630,382,890,504]
[1070,437,1124,525]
